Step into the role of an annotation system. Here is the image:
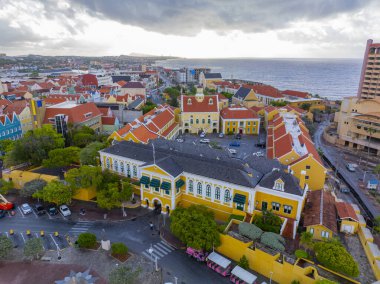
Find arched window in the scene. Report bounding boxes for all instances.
[114,160,118,172]
[206,184,211,197]
[188,98,192,104]
[188,180,193,192]
[196,119,199,124]
[209,98,213,105]
[224,189,231,202]
[133,165,137,177]
[197,182,202,195]
[106,158,110,169]
[120,162,124,173]
[202,119,205,124]
[215,187,220,200]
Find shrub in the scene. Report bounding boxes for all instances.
[77,232,97,249]
[21,179,47,197]
[295,249,309,259]
[0,236,13,259]
[252,210,282,233]
[228,214,245,222]
[238,222,263,240]
[111,243,128,256]
[314,241,359,277]
[238,255,249,269]
[260,232,285,252]
[291,281,300,284]
[24,238,44,260]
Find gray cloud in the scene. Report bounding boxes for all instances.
[66,0,373,35]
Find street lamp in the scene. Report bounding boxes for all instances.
[269,272,273,284]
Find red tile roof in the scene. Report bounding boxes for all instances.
[220,107,258,119]
[250,106,264,113]
[181,95,219,113]
[303,190,337,234]
[245,84,283,98]
[264,106,277,113]
[4,101,28,115]
[336,202,358,222]
[44,98,66,106]
[101,116,116,125]
[98,107,111,117]
[273,124,287,138]
[274,133,293,158]
[282,90,310,99]
[43,102,101,124]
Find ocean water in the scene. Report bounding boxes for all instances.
[157,58,362,100]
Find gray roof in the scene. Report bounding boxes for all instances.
[111,75,131,83]
[127,98,144,109]
[204,73,222,79]
[101,141,256,187]
[233,87,251,100]
[259,169,304,196]
[143,156,183,177]
[122,81,144,88]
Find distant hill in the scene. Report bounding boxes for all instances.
[129,52,157,57]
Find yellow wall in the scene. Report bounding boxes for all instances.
[289,155,326,191]
[73,187,97,201]
[254,191,299,220]
[3,170,58,189]
[222,119,259,135]
[278,149,301,165]
[181,111,219,134]
[340,220,359,234]
[306,225,333,240]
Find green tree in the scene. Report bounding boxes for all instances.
[109,266,141,284]
[300,232,314,252]
[42,146,80,168]
[79,142,105,166]
[21,179,47,198]
[98,169,120,191]
[252,210,282,233]
[73,133,95,148]
[24,238,44,260]
[141,101,157,114]
[238,255,249,269]
[6,125,64,166]
[314,240,359,277]
[0,235,13,259]
[300,103,311,111]
[77,232,97,249]
[270,101,287,107]
[0,140,15,154]
[170,205,220,250]
[120,181,133,202]
[0,179,13,195]
[295,249,309,259]
[65,166,103,190]
[33,180,74,205]
[96,183,123,210]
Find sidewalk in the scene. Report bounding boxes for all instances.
[159,218,185,249]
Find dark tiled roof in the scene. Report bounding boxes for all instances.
[204,73,222,79]
[143,156,183,177]
[233,87,251,100]
[259,169,303,196]
[111,76,131,83]
[127,98,144,109]
[122,81,144,88]
[101,141,255,187]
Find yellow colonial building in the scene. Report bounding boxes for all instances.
[232,87,261,108]
[99,141,308,238]
[199,72,223,89]
[220,106,260,135]
[180,90,220,134]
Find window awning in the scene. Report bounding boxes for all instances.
[140,176,150,185]
[160,181,171,190]
[150,178,160,188]
[233,193,246,204]
[175,179,185,189]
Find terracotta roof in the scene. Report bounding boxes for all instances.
[281,90,309,99]
[44,98,66,106]
[98,107,111,117]
[217,93,228,100]
[273,124,287,138]
[116,80,127,87]
[274,133,293,158]
[101,116,116,125]
[220,106,258,119]
[250,106,264,113]
[264,106,277,113]
[283,105,307,114]
[245,84,283,98]
[43,102,101,124]
[336,202,358,222]
[303,190,337,234]
[0,99,12,108]
[181,95,219,113]
[122,82,144,89]
[4,101,28,115]
[161,122,179,137]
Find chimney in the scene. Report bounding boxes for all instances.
[299,170,306,189]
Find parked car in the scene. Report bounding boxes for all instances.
[229,141,240,147]
[228,148,237,155]
[176,138,184,143]
[59,205,71,217]
[200,132,206,138]
[218,133,224,138]
[200,139,210,144]
[346,163,356,172]
[34,203,46,215]
[235,134,242,140]
[186,247,208,262]
[340,186,350,193]
[48,205,58,216]
[253,151,264,157]
[255,142,266,148]
[20,203,32,215]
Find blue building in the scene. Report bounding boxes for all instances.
[0,112,23,141]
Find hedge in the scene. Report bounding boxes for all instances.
[295,249,309,259]
[314,241,359,277]
[77,232,97,249]
[260,232,285,252]
[238,222,263,240]
[111,242,128,256]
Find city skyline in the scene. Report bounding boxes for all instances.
[1,0,380,58]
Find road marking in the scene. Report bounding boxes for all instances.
[17,207,25,218]
[49,234,60,250]
[7,211,12,217]
[142,251,158,261]
[152,246,166,257]
[156,241,174,252]
[20,233,26,243]
[5,232,8,238]
[31,209,38,218]
[35,233,39,238]
[58,211,67,220]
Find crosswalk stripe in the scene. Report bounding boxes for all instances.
[154,243,171,253]
[142,251,158,261]
[73,224,92,227]
[158,241,174,251]
[153,245,168,256]
[146,248,164,258]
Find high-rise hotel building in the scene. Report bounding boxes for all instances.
[358,39,380,99]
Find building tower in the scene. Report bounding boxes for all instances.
[357,39,380,99]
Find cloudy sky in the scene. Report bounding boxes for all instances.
[0,0,379,58]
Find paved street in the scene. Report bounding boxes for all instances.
[0,209,236,284]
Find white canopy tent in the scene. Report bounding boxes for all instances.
[231,266,258,284]
[207,252,231,269]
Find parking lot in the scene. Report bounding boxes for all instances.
[177,132,266,161]
[2,203,73,221]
